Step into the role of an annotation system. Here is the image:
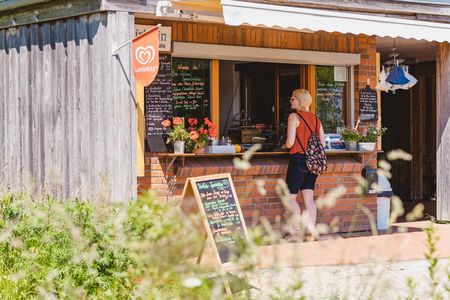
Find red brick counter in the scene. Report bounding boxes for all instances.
[138,152,378,232]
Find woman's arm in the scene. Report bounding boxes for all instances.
[285,113,299,149]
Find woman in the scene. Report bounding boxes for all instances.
[284,89,326,236]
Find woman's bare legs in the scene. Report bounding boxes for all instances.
[301,189,316,226]
[289,193,301,231]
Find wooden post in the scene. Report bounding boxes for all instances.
[211,59,220,134]
[299,65,316,112]
[436,42,450,221]
[376,53,382,151]
[308,65,316,113]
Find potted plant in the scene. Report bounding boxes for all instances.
[339,127,361,151]
[185,117,217,153]
[162,117,189,154]
[359,125,387,151]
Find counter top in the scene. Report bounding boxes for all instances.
[156,150,376,158]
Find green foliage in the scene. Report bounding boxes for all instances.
[423,223,444,300]
[0,192,229,299]
[360,125,387,142]
[339,127,361,142]
[269,281,305,300]
[406,277,418,300]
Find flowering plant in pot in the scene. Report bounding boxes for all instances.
[339,127,361,151]
[185,117,217,153]
[162,117,189,153]
[359,125,387,151]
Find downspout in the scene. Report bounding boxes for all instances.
[0,0,51,12]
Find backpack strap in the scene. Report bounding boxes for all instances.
[294,114,307,154]
[315,115,318,133]
[296,112,316,134]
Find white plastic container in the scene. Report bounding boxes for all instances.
[377,197,391,230]
[377,173,393,230]
[205,145,236,154]
[359,142,376,151]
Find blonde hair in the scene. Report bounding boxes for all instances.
[292,89,312,111]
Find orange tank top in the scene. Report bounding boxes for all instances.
[289,111,321,155]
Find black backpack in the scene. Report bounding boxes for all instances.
[295,113,328,176]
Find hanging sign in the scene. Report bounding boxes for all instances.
[132,26,159,86]
[180,173,248,270]
[135,25,172,53]
[359,86,378,122]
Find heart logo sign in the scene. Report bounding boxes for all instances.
[135,45,155,65]
[132,27,159,86]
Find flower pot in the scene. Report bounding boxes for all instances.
[359,142,376,151]
[192,147,205,154]
[345,141,358,151]
[173,141,185,154]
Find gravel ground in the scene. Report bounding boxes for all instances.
[249,259,450,299]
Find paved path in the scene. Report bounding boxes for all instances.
[256,221,450,268]
[201,221,450,298]
[252,221,450,299]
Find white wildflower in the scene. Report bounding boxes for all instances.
[183,276,202,288]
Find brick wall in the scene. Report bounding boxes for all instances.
[138,153,378,232]
[354,36,378,118]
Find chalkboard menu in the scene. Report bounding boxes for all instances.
[195,177,245,264]
[359,87,378,122]
[172,58,210,120]
[145,54,172,151]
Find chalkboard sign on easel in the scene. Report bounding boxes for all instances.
[180,173,248,270]
[359,86,378,122]
[145,54,173,152]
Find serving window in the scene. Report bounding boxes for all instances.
[219,62,350,151]
[142,56,351,153]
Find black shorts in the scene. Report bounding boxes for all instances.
[286,153,318,194]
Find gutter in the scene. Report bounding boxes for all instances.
[0,0,51,12]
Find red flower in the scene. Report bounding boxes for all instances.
[204,117,211,126]
[189,130,199,140]
[173,117,183,125]
[161,119,171,128]
[188,118,198,126]
[199,127,208,135]
[208,127,217,138]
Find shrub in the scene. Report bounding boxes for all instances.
[0,192,218,299]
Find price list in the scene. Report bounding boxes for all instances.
[172,58,210,120]
[196,178,244,263]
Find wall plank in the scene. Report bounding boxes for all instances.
[436,42,450,221]
[0,12,136,201]
[0,30,5,184]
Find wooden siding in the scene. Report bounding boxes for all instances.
[436,42,450,221]
[137,19,361,53]
[0,11,136,201]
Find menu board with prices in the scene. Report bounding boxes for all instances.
[195,178,245,264]
[180,173,248,269]
[359,87,378,122]
[172,58,210,120]
[144,54,172,152]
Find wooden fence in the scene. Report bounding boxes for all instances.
[0,11,136,201]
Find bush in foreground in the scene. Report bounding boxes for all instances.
[0,192,219,299]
